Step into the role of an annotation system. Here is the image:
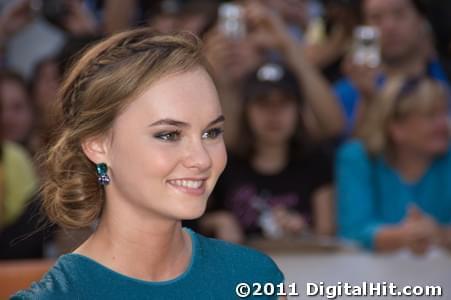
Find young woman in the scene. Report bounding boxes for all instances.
[0,71,34,151]
[201,62,335,242]
[337,77,451,254]
[13,28,284,299]
[0,93,39,259]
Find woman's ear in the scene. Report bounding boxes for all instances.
[81,135,109,165]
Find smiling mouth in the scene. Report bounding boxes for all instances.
[167,179,207,196]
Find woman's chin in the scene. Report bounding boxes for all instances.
[174,203,208,221]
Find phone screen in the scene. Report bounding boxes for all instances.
[218,3,246,40]
[352,26,381,68]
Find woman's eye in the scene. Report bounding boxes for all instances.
[202,128,224,140]
[154,131,181,141]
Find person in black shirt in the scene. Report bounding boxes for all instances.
[200,62,335,242]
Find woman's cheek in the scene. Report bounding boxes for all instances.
[145,144,182,173]
[211,141,227,174]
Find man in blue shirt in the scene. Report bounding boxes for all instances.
[334,0,450,135]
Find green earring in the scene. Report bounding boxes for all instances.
[96,163,110,185]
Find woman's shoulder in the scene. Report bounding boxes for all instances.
[335,139,378,176]
[3,141,36,178]
[434,144,451,172]
[337,139,368,159]
[441,144,451,163]
[192,230,284,282]
[10,255,83,299]
[3,141,31,161]
[196,231,275,263]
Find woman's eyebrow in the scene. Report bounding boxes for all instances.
[148,115,225,128]
[149,119,189,127]
[206,115,225,127]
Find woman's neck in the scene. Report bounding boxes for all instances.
[389,147,433,183]
[74,201,191,282]
[252,143,288,175]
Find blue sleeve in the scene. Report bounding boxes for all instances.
[428,59,450,84]
[335,140,383,249]
[333,79,360,135]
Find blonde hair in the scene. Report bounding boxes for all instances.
[41,27,208,229]
[357,76,448,156]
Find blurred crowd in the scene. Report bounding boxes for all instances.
[1,0,451,259]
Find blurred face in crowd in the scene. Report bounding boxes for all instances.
[263,0,309,28]
[247,90,298,147]
[32,60,60,114]
[1,78,33,143]
[363,0,424,63]
[389,94,449,157]
[95,68,227,223]
[325,2,361,35]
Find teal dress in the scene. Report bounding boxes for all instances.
[11,229,284,299]
[336,140,451,249]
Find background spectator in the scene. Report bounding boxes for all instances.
[337,77,451,253]
[1,83,53,260]
[0,70,34,151]
[201,62,334,242]
[204,0,344,148]
[334,0,449,136]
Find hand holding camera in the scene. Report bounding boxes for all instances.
[30,0,98,36]
[203,1,303,86]
[244,0,292,52]
[216,1,298,53]
[342,26,381,101]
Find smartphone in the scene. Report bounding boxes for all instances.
[218,3,246,40]
[352,26,380,67]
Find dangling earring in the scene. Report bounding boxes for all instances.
[96,163,110,185]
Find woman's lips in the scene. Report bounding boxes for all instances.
[167,179,207,196]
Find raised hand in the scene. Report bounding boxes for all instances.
[244,0,299,61]
[341,53,380,100]
[62,0,98,36]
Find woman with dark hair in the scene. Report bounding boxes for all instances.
[201,62,335,242]
[0,71,34,151]
[0,71,37,229]
[27,57,62,158]
[0,89,41,259]
[13,28,285,299]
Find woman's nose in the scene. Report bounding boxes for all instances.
[183,139,213,171]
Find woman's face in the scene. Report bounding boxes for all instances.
[33,60,60,114]
[247,90,298,146]
[1,79,33,143]
[99,68,227,222]
[390,96,449,156]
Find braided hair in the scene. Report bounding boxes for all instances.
[41,27,208,229]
